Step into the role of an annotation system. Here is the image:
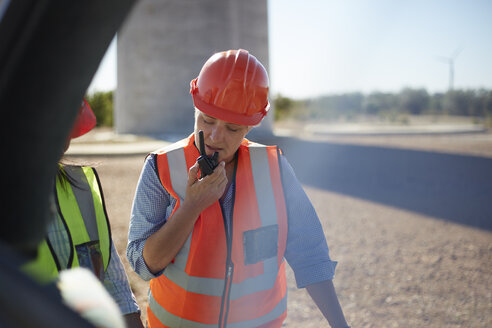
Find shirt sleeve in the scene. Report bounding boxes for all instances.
[102,243,140,315]
[280,155,338,288]
[126,154,176,281]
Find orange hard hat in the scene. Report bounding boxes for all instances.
[70,98,96,139]
[190,49,270,126]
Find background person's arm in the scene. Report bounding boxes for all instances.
[103,244,143,327]
[306,279,349,328]
[124,312,145,328]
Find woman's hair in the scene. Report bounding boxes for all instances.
[56,163,77,191]
[56,157,99,191]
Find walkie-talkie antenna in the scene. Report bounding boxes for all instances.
[198,130,206,155]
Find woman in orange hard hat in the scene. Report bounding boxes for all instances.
[127,49,350,328]
[25,99,144,328]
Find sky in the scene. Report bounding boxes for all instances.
[88,0,492,99]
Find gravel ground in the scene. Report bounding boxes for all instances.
[67,129,492,328]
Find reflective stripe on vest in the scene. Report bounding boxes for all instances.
[148,286,287,328]
[23,166,111,283]
[149,135,288,328]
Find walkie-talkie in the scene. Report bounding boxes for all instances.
[197,130,219,178]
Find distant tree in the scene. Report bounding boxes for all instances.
[85,91,114,126]
[483,90,492,116]
[398,88,429,114]
[272,88,492,122]
[340,92,364,113]
[473,89,492,117]
[442,90,476,116]
[320,93,363,113]
[467,90,483,117]
[427,93,444,115]
[363,92,398,114]
[273,94,305,120]
[274,94,294,111]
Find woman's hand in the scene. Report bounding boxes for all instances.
[143,160,227,274]
[181,161,227,214]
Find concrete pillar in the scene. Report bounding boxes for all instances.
[116,0,272,139]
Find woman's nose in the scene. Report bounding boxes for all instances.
[209,125,223,142]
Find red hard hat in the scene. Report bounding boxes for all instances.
[190,49,270,126]
[70,98,96,139]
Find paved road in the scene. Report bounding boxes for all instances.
[261,134,492,231]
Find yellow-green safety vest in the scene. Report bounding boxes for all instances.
[24,166,112,283]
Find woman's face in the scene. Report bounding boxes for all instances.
[194,110,251,164]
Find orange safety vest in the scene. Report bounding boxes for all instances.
[148,134,288,328]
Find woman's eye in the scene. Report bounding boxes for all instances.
[203,119,213,125]
[226,126,239,132]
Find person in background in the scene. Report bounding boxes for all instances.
[24,99,144,328]
[127,49,349,327]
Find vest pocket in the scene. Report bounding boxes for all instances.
[243,225,278,265]
[75,241,104,281]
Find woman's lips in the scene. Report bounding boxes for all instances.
[206,145,221,153]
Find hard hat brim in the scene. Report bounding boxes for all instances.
[192,92,269,126]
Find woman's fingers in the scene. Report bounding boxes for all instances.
[202,162,227,195]
[187,162,200,186]
[184,161,227,211]
[203,161,226,183]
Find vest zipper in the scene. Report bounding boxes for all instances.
[218,261,234,328]
[218,212,234,328]
[218,152,238,328]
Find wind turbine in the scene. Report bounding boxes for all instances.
[436,46,464,90]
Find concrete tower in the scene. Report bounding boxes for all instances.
[116,0,272,139]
